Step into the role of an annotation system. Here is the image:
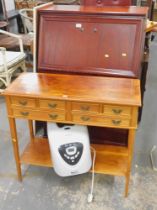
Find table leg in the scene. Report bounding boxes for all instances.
[28,120,34,143]
[9,117,22,181]
[124,129,135,197]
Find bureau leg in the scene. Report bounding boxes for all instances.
[125,173,130,197]
[28,120,34,143]
[9,117,22,181]
[124,129,136,197]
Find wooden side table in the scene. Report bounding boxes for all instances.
[3,72,141,197]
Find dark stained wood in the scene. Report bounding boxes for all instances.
[37,5,147,78]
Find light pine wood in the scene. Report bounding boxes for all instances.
[8,117,22,181]
[3,72,141,197]
[20,138,52,167]
[28,120,34,143]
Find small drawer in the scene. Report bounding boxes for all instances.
[12,109,65,122]
[72,114,106,125]
[72,102,99,113]
[46,112,65,121]
[11,97,35,108]
[39,99,65,110]
[103,105,131,117]
[12,109,34,118]
[106,118,131,127]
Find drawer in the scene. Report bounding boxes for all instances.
[12,109,65,122]
[72,114,106,125]
[11,97,36,108]
[39,99,65,110]
[105,118,131,127]
[72,114,131,128]
[71,102,100,113]
[103,105,131,117]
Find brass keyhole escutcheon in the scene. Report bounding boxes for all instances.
[104,54,109,58]
[122,53,127,57]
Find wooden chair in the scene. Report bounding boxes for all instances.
[0,29,26,92]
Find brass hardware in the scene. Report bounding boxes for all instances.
[49,114,58,119]
[122,53,127,57]
[112,109,122,114]
[81,116,90,121]
[93,28,98,32]
[104,54,109,58]
[19,101,27,106]
[80,28,84,32]
[48,103,57,108]
[21,112,29,116]
[80,105,90,111]
[12,138,16,143]
[112,120,121,125]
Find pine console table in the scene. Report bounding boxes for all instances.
[3,72,141,197]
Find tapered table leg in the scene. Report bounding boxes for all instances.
[9,117,22,181]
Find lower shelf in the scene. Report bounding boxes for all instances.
[20,138,128,176]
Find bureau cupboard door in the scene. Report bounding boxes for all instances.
[38,17,101,72]
[38,15,145,77]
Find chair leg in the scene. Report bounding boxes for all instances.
[21,61,27,72]
[6,73,10,87]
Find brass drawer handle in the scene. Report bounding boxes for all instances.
[20,111,29,116]
[112,120,121,125]
[49,114,58,119]
[80,105,90,111]
[81,116,90,121]
[112,109,122,114]
[19,101,27,106]
[48,103,57,108]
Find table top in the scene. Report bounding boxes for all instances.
[3,72,141,106]
[39,5,148,16]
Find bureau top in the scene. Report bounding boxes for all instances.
[3,73,141,106]
[38,5,148,17]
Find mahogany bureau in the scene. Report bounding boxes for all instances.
[36,5,147,146]
[3,72,141,197]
